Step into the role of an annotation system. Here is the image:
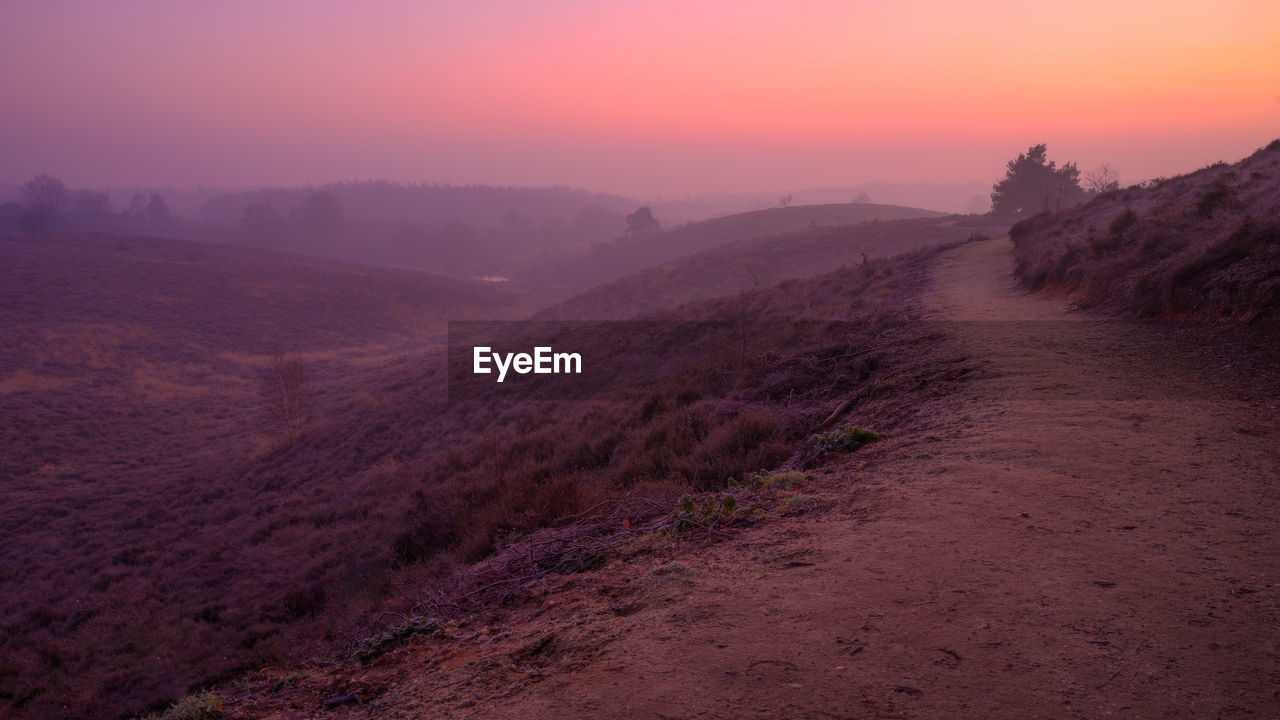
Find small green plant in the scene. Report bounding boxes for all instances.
[810,425,887,455]
[667,493,760,535]
[353,616,440,665]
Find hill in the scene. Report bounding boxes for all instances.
[536,215,1007,320]
[1011,139,1280,322]
[516,202,945,294]
[646,181,991,222]
[0,227,973,718]
[218,237,1280,720]
[0,233,539,718]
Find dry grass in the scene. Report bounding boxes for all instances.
[0,229,971,719]
[518,202,948,296]
[1012,139,1280,322]
[536,215,1007,320]
[0,234,533,718]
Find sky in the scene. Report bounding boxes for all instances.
[2,0,1277,199]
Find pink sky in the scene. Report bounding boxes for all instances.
[2,0,1277,198]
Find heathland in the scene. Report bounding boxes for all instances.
[2,141,1278,719]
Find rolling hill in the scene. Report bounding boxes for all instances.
[516,202,945,294]
[536,214,1007,320]
[1012,139,1280,322]
[0,233,539,717]
[0,221,972,718]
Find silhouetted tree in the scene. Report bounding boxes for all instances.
[292,190,344,233]
[146,193,170,221]
[241,203,284,245]
[20,174,68,234]
[72,190,113,219]
[991,144,1086,215]
[778,193,793,208]
[1083,163,1120,194]
[852,192,872,204]
[624,206,661,237]
[127,192,148,218]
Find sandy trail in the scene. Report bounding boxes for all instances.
[369,238,1280,719]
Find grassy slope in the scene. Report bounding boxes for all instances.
[2,215,971,718]
[517,202,945,294]
[217,237,981,719]
[0,234,535,718]
[1011,139,1280,321]
[536,215,1006,320]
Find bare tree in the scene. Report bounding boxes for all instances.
[778,193,793,208]
[260,353,312,445]
[1083,163,1120,194]
[853,192,872,204]
[20,174,68,234]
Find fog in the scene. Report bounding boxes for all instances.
[3,1,1277,203]
[5,3,1280,718]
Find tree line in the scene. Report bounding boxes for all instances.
[991,144,1120,216]
[1,176,642,278]
[2,174,178,236]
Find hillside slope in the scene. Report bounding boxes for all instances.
[7,232,981,719]
[517,202,944,294]
[223,237,1280,719]
[0,234,537,718]
[1012,139,1280,321]
[536,215,1006,320]
[1,225,975,719]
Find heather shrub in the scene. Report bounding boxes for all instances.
[685,409,792,489]
[1196,181,1236,218]
[1011,143,1280,321]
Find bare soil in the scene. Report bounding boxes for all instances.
[235,238,1280,719]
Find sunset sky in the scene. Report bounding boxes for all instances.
[2,0,1277,199]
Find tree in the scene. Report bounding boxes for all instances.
[127,192,147,218]
[72,190,113,219]
[852,192,872,204]
[146,193,170,221]
[1083,163,1120,194]
[240,202,284,245]
[624,206,661,237]
[778,193,793,208]
[292,190,344,234]
[20,174,68,234]
[990,144,1086,215]
[259,353,312,445]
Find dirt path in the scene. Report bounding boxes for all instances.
[279,238,1280,719]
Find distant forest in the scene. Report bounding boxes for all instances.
[1,178,636,277]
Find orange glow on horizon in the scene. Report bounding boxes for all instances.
[2,0,1277,195]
